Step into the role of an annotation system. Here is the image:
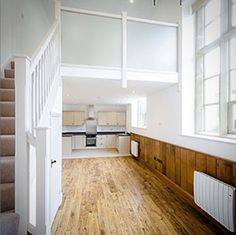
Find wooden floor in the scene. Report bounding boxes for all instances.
[52,157,221,235]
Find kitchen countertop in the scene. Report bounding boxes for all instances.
[62,131,129,137]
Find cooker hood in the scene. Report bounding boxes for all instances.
[87,105,95,120]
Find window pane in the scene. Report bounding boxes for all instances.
[196,8,204,49]
[127,21,177,71]
[205,105,219,133]
[230,37,236,69]
[205,0,221,25]
[230,70,236,101]
[204,76,219,104]
[232,3,236,27]
[204,47,220,78]
[205,18,220,45]
[61,12,121,67]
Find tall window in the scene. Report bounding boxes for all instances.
[195,0,236,136]
[132,98,147,128]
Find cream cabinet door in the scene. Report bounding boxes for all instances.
[62,112,74,125]
[97,135,105,148]
[98,111,126,126]
[98,112,108,125]
[72,135,86,149]
[107,112,117,125]
[63,111,85,126]
[116,112,126,126]
[74,112,85,125]
[109,135,117,148]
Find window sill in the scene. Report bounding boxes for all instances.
[131,126,147,130]
[181,132,236,144]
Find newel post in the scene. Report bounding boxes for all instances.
[14,56,31,235]
[36,127,50,235]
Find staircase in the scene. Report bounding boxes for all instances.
[0,61,16,213]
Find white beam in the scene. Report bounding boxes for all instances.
[61,64,178,83]
[61,6,121,19]
[127,16,178,27]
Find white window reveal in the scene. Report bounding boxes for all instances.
[132,98,147,128]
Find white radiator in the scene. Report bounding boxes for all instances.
[194,171,236,232]
[131,140,139,158]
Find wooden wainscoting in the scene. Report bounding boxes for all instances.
[130,133,236,234]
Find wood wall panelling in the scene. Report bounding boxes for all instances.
[131,132,236,196]
[166,144,176,182]
[131,133,236,233]
[154,141,163,172]
[186,150,195,195]
[175,147,181,186]
[195,153,207,173]
[217,159,236,187]
[206,156,217,178]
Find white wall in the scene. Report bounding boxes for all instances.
[128,84,236,162]
[0,0,14,68]
[0,0,54,68]
[62,0,180,23]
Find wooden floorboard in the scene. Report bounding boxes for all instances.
[51,157,221,235]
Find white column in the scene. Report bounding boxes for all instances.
[14,55,31,235]
[122,11,128,88]
[36,127,50,235]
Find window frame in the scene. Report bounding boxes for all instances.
[228,101,236,133]
[131,98,147,129]
[195,0,236,137]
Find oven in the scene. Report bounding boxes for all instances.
[86,134,97,147]
[85,119,97,147]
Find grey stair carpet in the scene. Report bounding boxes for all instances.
[0,213,19,235]
[0,61,17,234]
[0,79,15,89]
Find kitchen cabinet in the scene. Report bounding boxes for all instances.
[97,135,117,148]
[116,112,126,125]
[98,111,126,126]
[62,112,74,125]
[63,111,85,126]
[62,136,72,156]
[117,135,130,154]
[72,135,86,149]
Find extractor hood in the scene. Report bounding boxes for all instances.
[87,105,95,120]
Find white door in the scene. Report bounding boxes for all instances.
[50,113,62,225]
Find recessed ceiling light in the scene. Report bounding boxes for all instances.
[130,0,134,3]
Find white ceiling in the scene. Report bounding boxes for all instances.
[63,77,174,105]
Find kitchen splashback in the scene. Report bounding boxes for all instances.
[62,125,86,132]
[97,126,126,132]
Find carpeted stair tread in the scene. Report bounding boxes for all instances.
[11,62,15,70]
[0,157,14,183]
[0,183,15,212]
[0,102,15,117]
[0,79,15,89]
[0,117,15,134]
[4,69,14,79]
[0,62,17,232]
[0,135,15,156]
[0,89,15,101]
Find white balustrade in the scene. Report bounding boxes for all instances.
[14,18,60,235]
